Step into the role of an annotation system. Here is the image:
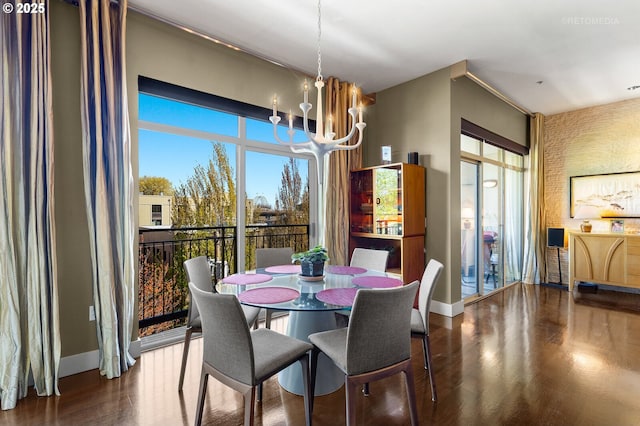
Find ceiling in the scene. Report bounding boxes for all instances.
[128,0,640,115]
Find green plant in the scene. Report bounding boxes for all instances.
[291,245,329,263]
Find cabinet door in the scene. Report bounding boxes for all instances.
[373,166,402,235]
[626,237,640,288]
[573,235,625,285]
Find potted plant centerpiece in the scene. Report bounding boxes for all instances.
[292,245,329,278]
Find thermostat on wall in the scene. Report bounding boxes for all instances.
[381,146,391,163]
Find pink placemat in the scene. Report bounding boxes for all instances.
[326,265,367,275]
[316,288,358,306]
[221,273,273,285]
[352,276,403,288]
[238,287,300,304]
[264,264,301,274]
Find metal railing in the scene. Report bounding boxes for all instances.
[138,224,309,336]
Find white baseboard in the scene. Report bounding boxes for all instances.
[431,299,464,318]
[59,339,141,378]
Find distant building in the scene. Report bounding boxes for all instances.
[139,194,172,226]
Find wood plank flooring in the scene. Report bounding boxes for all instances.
[3,283,640,425]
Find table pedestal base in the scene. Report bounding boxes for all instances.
[278,311,344,396]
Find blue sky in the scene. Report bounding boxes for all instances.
[138,94,309,207]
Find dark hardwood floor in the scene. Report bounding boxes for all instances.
[3,283,640,425]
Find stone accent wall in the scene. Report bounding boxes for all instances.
[543,98,640,284]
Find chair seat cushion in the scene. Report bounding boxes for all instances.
[308,328,348,372]
[410,308,425,334]
[251,328,313,383]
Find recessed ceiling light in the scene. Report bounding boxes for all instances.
[536,81,544,85]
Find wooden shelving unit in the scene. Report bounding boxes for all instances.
[349,163,426,283]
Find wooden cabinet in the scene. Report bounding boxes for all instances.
[568,231,640,291]
[349,163,425,283]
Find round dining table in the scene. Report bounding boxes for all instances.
[216,265,402,396]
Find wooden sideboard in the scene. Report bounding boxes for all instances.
[568,231,640,291]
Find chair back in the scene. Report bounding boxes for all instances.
[418,259,444,332]
[349,248,389,271]
[188,283,255,385]
[346,280,419,375]
[256,247,294,268]
[184,256,215,325]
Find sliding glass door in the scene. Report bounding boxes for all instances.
[460,134,523,299]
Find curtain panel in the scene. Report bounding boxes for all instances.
[0,7,61,410]
[78,0,135,378]
[522,113,546,284]
[325,77,363,265]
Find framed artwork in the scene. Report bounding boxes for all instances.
[570,171,640,218]
[611,220,625,233]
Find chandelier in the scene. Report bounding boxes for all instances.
[269,0,366,188]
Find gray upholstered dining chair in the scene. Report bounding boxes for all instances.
[255,247,294,329]
[178,256,260,392]
[411,258,444,402]
[336,247,391,326]
[189,283,313,426]
[309,281,420,426]
[349,247,389,271]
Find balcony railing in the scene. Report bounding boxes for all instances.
[138,224,309,336]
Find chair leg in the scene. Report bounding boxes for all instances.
[178,327,193,391]
[194,370,208,426]
[309,348,319,413]
[265,309,273,329]
[402,360,419,426]
[345,377,358,426]
[257,383,263,402]
[298,355,312,426]
[362,383,369,396]
[425,335,437,401]
[421,335,428,370]
[243,386,256,426]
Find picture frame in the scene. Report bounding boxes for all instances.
[570,171,640,218]
[610,219,624,233]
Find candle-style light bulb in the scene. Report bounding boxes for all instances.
[272,96,278,117]
[303,80,309,104]
[288,110,293,130]
[358,104,363,124]
[352,85,357,108]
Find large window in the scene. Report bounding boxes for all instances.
[138,78,316,271]
[460,126,525,299]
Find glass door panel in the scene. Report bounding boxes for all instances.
[482,163,502,290]
[374,166,402,236]
[461,161,479,298]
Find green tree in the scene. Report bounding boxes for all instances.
[276,158,309,224]
[172,142,236,227]
[139,176,173,195]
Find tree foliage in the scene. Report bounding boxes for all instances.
[139,176,173,195]
[276,158,309,224]
[172,142,236,227]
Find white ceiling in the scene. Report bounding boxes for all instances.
[128,0,640,115]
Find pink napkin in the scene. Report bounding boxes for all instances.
[352,276,403,288]
[326,265,367,275]
[264,264,301,274]
[238,287,300,304]
[221,273,273,285]
[316,288,358,306]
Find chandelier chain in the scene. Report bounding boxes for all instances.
[316,0,322,82]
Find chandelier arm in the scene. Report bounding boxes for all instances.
[322,108,360,145]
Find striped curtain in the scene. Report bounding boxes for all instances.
[522,113,546,284]
[78,0,135,378]
[325,77,363,265]
[0,7,61,410]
